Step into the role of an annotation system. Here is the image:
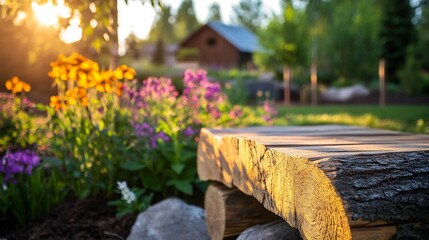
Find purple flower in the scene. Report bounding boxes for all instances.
[229,105,243,119]
[263,101,278,116]
[134,122,154,137]
[155,132,170,142]
[0,149,40,185]
[149,131,170,148]
[182,70,224,119]
[134,122,171,148]
[183,126,199,138]
[262,101,278,125]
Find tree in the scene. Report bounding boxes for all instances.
[125,33,141,60]
[379,0,417,84]
[398,3,429,94]
[152,38,165,65]
[208,3,222,22]
[0,0,163,68]
[148,5,176,43]
[231,0,264,32]
[175,0,199,41]
[325,0,382,83]
[255,1,308,72]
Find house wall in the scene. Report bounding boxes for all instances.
[180,26,239,68]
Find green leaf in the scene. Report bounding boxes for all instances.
[168,180,193,195]
[171,163,185,174]
[140,170,162,191]
[181,150,197,162]
[80,189,90,199]
[120,161,145,171]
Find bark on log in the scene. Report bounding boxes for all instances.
[205,182,281,240]
[197,125,429,240]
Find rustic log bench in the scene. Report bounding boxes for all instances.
[197,125,429,240]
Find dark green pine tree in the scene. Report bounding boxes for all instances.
[379,0,417,84]
[152,38,165,65]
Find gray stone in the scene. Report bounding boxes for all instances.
[237,221,303,240]
[127,198,210,240]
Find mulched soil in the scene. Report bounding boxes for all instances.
[2,196,137,240]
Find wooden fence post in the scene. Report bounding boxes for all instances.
[379,59,386,106]
[283,66,291,106]
[311,63,317,106]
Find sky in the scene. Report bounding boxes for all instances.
[117,0,281,52]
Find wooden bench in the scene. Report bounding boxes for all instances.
[197,125,429,239]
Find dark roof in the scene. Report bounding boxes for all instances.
[207,21,262,53]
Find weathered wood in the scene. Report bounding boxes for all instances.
[205,183,281,240]
[197,125,429,240]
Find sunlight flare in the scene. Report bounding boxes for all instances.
[31,0,71,26]
[60,10,82,44]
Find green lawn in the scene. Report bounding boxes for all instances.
[272,105,429,133]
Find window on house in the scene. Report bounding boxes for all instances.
[207,37,217,46]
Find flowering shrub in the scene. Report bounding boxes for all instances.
[1,53,277,220]
[1,77,65,227]
[46,53,137,198]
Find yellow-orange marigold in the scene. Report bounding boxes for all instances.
[5,76,31,94]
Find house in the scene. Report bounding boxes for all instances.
[178,21,262,69]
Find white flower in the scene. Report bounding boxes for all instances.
[117,181,127,191]
[2,184,7,191]
[117,180,136,204]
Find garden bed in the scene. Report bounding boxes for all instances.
[2,196,136,239]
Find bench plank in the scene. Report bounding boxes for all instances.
[197,125,429,240]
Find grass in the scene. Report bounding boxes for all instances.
[271,105,429,134]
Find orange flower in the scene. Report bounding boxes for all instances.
[5,76,31,94]
[48,53,100,85]
[96,70,117,93]
[65,87,89,107]
[49,95,67,111]
[115,82,124,96]
[114,65,136,80]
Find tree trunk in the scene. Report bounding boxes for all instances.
[205,182,282,239]
[197,125,429,239]
[110,0,119,69]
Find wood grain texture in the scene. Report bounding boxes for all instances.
[204,183,281,239]
[197,125,429,240]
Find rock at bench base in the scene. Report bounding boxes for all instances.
[127,198,210,240]
[237,221,303,240]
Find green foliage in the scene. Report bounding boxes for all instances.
[0,93,64,229]
[231,0,264,32]
[152,38,165,65]
[379,0,417,84]
[147,5,177,43]
[47,105,136,198]
[398,4,429,95]
[274,105,429,133]
[398,44,429,95]
[325,0,381,84]
[125,33,141,60]
[0,94,43,153]
[255,2,308,72]
[0,163,66,227]
[208,3,222,22]
[176,48,199,62]
[107,182,153,217]
[175,0,200,41]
